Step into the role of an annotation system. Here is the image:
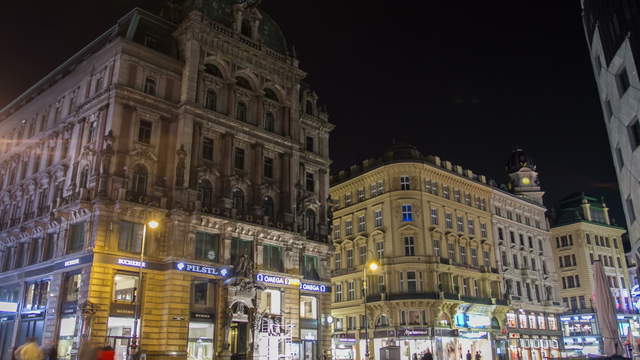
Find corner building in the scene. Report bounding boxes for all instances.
[491,150,563,360]
[330,145,508,360]
[550,194,629,356]
[0,2,333,360]
[581,0,640,261]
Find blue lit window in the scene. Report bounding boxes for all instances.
[401,204,413,222]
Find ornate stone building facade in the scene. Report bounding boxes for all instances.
[550,194,629,356]
[330,145,508,360]
[491,150,563,360]
[0,2,332,360]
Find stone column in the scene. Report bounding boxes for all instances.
[180,38,201,105]
[252,143,263,215]
[279,153,291,224]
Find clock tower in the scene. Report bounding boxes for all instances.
[506,148,545,205]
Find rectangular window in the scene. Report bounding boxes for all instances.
[192,280,211,306]
[346,249,354,268]
[443,186,450,199]
[374,209,383,227]
[303,255,319,280]
[498,228,504,241]
[404,236,416,256]
[445,213,453,229]
[454,190,461,203]
[202,137,214,161]
[406,271,417,293]
[447,243,456,261]
[456,216,464,232]
[195,232,219,262]
[305,136,314,152]
[234,148,245,170]
[347,281,355,300]
[138,120,152,144]
[230,238,253,267]
[467,219,475,234]
[627,196,636,224]
[358,215,366,232]
[305,172,314,192]
[335,284,342,302]
[112,273,137,303]
[431,208,439,225]
[300,296,317,319]
[480,223,487,238]
[359,246,366,265]
[118,221,143,253]
[483,250,490,266]
[400,176,411,190]
[344,193,352,206]
[629,119,640,150]
[357,189,365,202]
[471,248,478,266]
[345,220,353,236]
[460,246,467,264]
[433,239,441,257]
[616,147,625,170]
[334,252,341,270]
[67,222,85,253]
[263,157,273,178]
[401,204,413,222]
[263,245,284,272]
[376,241,384,259]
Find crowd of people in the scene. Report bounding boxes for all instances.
[13,338,115,360]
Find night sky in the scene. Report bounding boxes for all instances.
[0,2,625,230]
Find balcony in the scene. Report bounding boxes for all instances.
[461,295,493,305]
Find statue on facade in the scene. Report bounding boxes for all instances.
[234,248,253,279]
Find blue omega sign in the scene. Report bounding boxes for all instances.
[176,262,230,277]
[300,282,330,293]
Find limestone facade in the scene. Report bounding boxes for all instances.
[0,3,332,360]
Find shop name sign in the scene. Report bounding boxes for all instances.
[256,273,300,286]
[176,262,230,277]
[64,258,80,267]
[117,258,146,268]
[300,282,330,293]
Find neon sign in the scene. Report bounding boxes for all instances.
[300,282,330,293]
[256,273,300,286]
[117,258,146,268]
[175,262,230,277]
[64,258,80,267]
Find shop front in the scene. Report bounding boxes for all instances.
[333,334,357,360]
[452,304,498,360]
[504,312,561,360]
[560,314,600,356]
[187,313,215,360]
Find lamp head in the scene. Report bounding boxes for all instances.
[368,262,379,271]
[147,220,159,229]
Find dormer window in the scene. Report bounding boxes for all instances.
[204,64,223,78]
[241,19,252,38]
[236,77,252,90]
[305,100,314,115]
[264,88,279,102]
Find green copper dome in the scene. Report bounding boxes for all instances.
[188,0,288,55]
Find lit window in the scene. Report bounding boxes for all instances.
[401,204,413,222]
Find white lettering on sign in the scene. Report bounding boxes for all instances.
[175,262,230,277]
[64,258,80,267]
[300,282,329,293]
[117,258,146,268]
[256,273,301,286]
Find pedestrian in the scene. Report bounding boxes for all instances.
[466,350,472,360]
[97,346,115,360]
[14,338,44,360]
[426,348,433,360]
[475,351,481,360]
[45,345,57,360]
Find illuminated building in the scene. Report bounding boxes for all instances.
[330,144,508,360]
[550,193,630,356]
[0,2,333,360]
[581,1,640,268]
[492,149,564,360]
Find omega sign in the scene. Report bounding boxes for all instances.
[256,273,300,286]
[300,282,330,293]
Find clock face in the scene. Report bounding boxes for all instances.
[521,177,531,185]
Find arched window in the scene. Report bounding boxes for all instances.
[241,20,252,38]
[133,165,148,195]
[264,88,279,102]
[232,189,244,213]
[305,100,314,115]
[263,196,274,218]
[79,167,89,189]
[205,89,217,111]
[144,77,157,96]
[236,77,252,90]
[236,102,248,122]
[305,209,316,240]
[199,179,214,212]
[264,112,275,132]
[204,64,223,78]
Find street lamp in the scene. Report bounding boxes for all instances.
[363,259,379,360]
[131,219,159,356]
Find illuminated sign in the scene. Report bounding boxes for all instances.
[175,262,230,277]
[632,285,640,297]
[256,273,300,286]
[459,331,488,339]
[117,258,146,268]
[0,302,18,313]
[300,282,330,293]
[64,258,80,267]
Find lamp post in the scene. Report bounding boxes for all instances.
[363,259,379,360]
[131,220,159,356]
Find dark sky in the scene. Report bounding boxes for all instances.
[0,2,626,229]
